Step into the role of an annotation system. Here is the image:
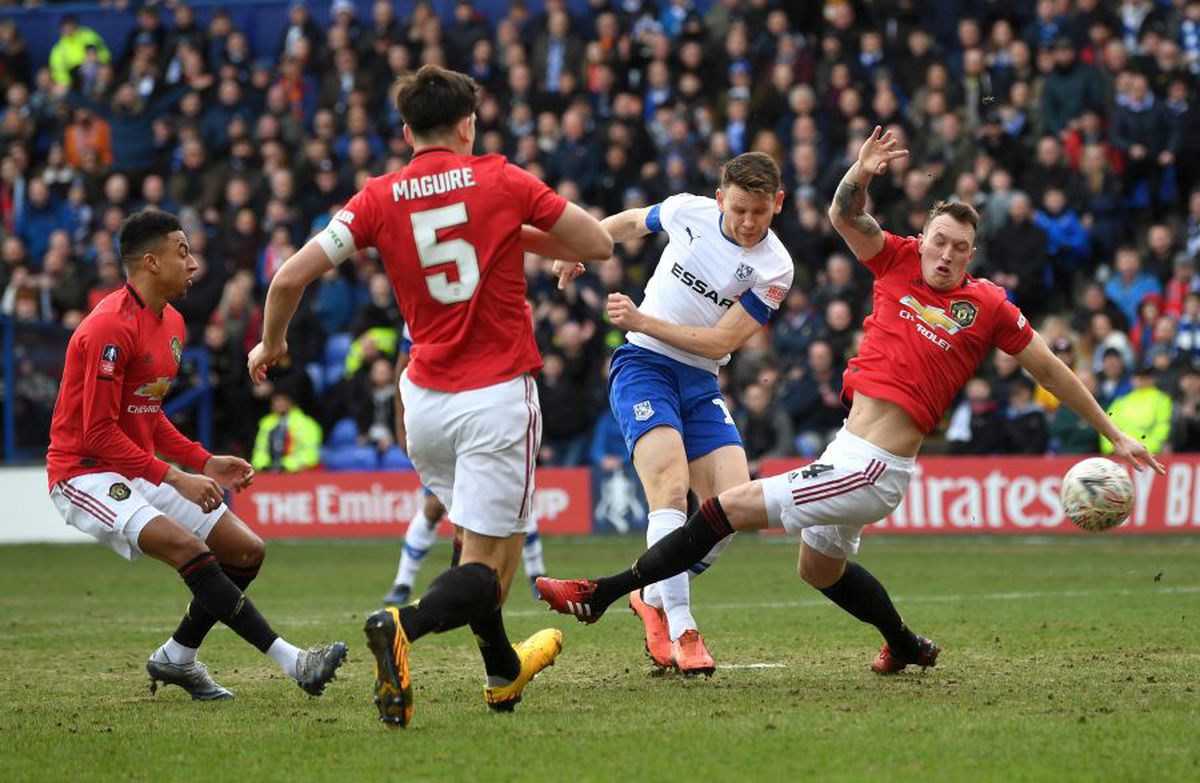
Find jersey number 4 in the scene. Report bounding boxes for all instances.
[411,203,480,304]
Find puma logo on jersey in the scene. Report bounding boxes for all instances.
[669,262,735,308]
[685,226,700,244]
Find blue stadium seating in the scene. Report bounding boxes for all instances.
[380,446,414,471]
[328,417,359,447]
[320,445,378,471]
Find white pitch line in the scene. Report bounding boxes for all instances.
[721,663,788,670]
[503,584,1200,618]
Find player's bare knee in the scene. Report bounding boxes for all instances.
[237,534,266,569]
[798,546,846,589]
[716,481,768,531]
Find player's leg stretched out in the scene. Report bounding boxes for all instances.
[539,431,938,673]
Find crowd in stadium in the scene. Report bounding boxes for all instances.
[4,0,1200,471]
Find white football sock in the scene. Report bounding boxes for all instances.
[394,506,440,586]
[156,637,197,665]
[522,516,545,576]
[646,508,695,639]
[267,637,303,680]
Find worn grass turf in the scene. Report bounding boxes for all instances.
[0,535,1196,782]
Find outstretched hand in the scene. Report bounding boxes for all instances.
[1109,434,1166,475]
[857,125,909,176]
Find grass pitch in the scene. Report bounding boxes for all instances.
[0,534,1196,781]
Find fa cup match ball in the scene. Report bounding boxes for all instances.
[1060,457,1134,532]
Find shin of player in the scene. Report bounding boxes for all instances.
[47,210,346,700]
[249,65,612,726]
[554,152,793,673]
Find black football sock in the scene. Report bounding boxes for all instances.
[172,559,262,649]
[591,498,734,611]
[398,562,498,643]
[470,608,521,682]
[177,553,278,653]
[818,561,919,659]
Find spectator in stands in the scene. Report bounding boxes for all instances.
[1089,310,1136,371]
[1001,375,1050,454]
[1041,37,1105,135]
[1104,245,1163,327]
[1102,365,1172,455]
[1169,366,1200,451]
[989,192,1050,316]
[350,356,398,455]
[1174,290,1200,365]
[771,288,825,371]
[1073,281,1128,335]
[537,352,592,467]
[16,178,71,265]
[48,15,110,87]
[1097,346,1134,408]
[946,376,1005,455]
[1049,367,1102,454]
[734,381,793,476]
[1111,69,1178,212]
[252,389,322,472]
[1129,293,1164,357]
[782,339,843,458]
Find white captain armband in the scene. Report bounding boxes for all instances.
[315,220,357,266]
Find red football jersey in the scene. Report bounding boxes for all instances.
[46,284,211,489]
[843,232,1035,433]
[335,147,567,391]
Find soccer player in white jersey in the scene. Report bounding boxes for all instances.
[384,325,547,607]
[554,152,793,674]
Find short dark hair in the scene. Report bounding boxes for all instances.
[720,152,781,195]
[926,200,979,233]
[394,65,480,138]
[118,209,182,268]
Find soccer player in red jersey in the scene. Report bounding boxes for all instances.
[47,209,347,700]
[535,127,1166,673]
[247,65,612,727]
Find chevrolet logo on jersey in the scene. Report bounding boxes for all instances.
[899,295,962,334]
[134,377,172,400]
[669,262,735,308]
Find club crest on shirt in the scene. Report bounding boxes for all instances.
[734,262,754,282]
[633,400,654,421]
[948,300,978,329]
[108,483,131,501]
[99,344,119,377]
[170,336,182,365]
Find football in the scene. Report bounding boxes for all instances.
[1060,457,1135,532]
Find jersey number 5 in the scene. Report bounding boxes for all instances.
[411,203,480,304]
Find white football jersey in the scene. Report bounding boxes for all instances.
[628,193,794,374]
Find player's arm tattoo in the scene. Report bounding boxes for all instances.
[832,173,881,238]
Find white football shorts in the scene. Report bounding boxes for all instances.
[50,471,227,561]
[401,371,540,538]
[761,427,914,558]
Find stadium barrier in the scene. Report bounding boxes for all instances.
[6,456,1200,545]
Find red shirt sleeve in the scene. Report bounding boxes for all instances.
[79,317,172,484]
[504,163,568,230]
[861,231,915,278]
[154,413,212,472]
[992,296,1035,355]
[335,187,380,252]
